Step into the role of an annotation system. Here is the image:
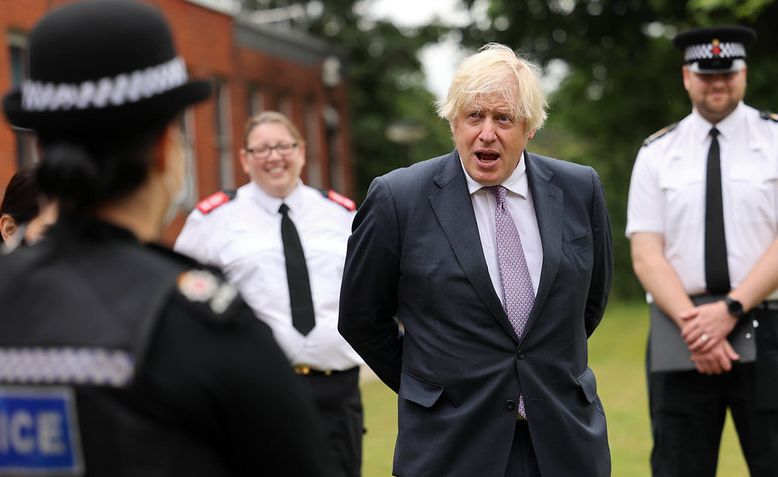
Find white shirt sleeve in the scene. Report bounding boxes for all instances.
[626,146,665,237]
[174,211,214,265]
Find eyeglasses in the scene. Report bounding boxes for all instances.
[245,142,298,159]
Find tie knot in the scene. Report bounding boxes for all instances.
[488,185,507,205]
[278,203,290,215]
[710,127,720,138]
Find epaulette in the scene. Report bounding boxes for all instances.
[643,123,678,147]
[196,190,236,214]
[176,269,239,317]
[759,110,778,122]
[319,189,356,211]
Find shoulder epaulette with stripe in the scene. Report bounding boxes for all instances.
[760,110,778,122]
[643,123,679,147]
[319,189,356,211]
[196,190,236,214]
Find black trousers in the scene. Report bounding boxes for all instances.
[649,362,778,477]
[505,420,542,477]
[298,367,363,477]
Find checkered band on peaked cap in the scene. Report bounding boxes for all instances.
[2,0,211,135]
[673,25,756,74]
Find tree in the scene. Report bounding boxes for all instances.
[238,0,453,200]
[459,0,778,298]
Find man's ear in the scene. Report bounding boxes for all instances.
[528,129,536,140]
[681,66,692,92]
[0,214,18,243]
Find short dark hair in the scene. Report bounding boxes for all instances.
[36,121,170,212]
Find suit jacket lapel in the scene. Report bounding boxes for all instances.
[524,152,563,335]
[428,151,518,340]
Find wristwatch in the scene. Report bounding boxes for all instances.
[723,296,746,320]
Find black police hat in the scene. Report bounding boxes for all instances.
[2,0,211,136]
[673,25,756,74]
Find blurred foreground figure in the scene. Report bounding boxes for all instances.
[0,166,58,252]
[0,1,335,476]
[627,25,778,477]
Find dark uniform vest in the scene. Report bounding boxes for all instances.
[0,219,235,476]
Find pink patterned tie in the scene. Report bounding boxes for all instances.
[490,185,535,418]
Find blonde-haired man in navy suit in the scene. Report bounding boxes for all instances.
[339,43,613,477]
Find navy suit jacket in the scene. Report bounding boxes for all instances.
[339,150,613,476]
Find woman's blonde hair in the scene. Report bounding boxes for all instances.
[437,43,548,132]
[243,111,303,146]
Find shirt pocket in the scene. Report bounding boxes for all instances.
[729,158,778,225]
[305,236,348,305]
[659,165,704,231]
[218,238,284,306]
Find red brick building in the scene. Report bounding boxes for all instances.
[0,0,353,243]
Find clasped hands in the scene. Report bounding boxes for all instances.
[678,301,740,375]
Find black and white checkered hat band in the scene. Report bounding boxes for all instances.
[0,347,134,387]
[684,42,746,62]
[21,56,188,112]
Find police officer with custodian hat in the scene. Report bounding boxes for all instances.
[0,1,335,476]
[627,24,778,476]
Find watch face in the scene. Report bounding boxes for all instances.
[726,298,744,317]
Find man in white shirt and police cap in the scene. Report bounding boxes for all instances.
[627,25,778,476]
[175,111,364,477]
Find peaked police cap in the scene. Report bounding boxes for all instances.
[673,25,756,74]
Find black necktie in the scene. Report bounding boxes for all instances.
[705,127,731,294]
[279,203,315,335]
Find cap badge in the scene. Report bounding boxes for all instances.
[710,39,722,57]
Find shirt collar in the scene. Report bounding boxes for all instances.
[246,180,304,215]
[690,101,745,144]
[462,151,529,198]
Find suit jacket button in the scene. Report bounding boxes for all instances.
[518,353,526,360]
[505,400,516,410]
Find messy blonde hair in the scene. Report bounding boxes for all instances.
[437,43,548,132]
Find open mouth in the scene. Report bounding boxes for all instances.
[265,163,286,176]
[476,152,500,162]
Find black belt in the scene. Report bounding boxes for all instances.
[292,365,359,377]
[754,300,778,311]
[690,295,778,312]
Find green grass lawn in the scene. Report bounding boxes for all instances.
[360,301,750,476]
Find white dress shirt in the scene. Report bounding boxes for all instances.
[462,155,543,300]
[175,181,363,370]
[626,102,778,300]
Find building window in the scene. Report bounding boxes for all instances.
[279,94,293,119]
[323,104,342,191]
[8,32,36,167]
[248,84,263,117]
[213,78,234,189]
[304,99,322,188]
